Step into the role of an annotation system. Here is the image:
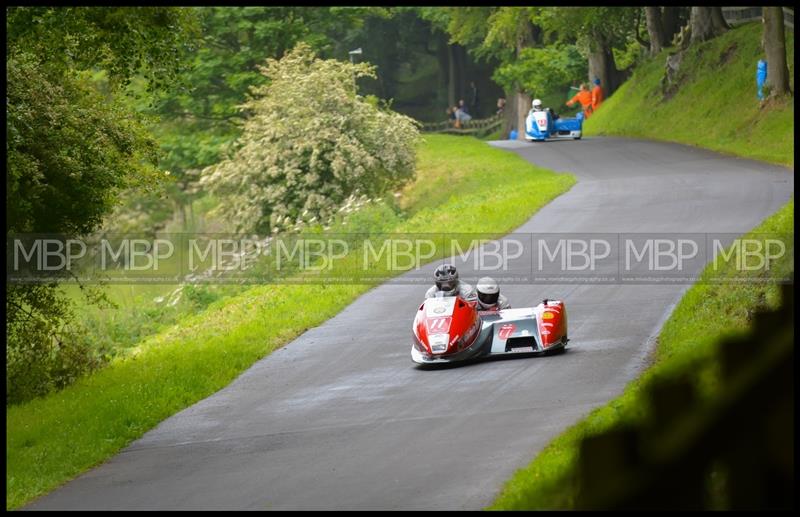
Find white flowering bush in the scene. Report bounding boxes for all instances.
[202,43,420,234]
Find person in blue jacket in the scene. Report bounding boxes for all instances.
[757,59,768,101]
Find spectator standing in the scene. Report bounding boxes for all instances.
[496,97,506,115]
[446,106,456,126]
[591,78,604,112]
[455,104,472,126]
[567,83,594,119]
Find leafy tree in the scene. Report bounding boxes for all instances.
[421,7,543,137]
[6,53,161,235]
[6,7,199,89]
[537,7,639,96]
[6,284,99,404]
[6,6,199,234]
[420,6,497,58]
[132,7,376,230]
[6,7,199,404]
[201,43,419,234]
[493,45,586,105]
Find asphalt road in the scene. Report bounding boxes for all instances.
[28,137,793,510]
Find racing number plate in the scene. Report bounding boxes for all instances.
[426,317,451,333]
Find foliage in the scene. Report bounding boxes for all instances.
[483,7,541,57]
[613,34,645,72]
[77,284,225,363]
[148,7,371,123]
[5,284,99,405]
[6,6,200,90]
[419,7,592,102]
[344,9,438,101]
[420,7,494,53]
[5,51,162,404]
[420,7,540,63]
[121,7,378,232]
[6,53,162,236]
[6,7,199,405]
[493,44,587,96]
[537,7,639,52]
[201,43,420,234]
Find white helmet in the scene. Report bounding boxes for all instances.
[532,99,543,109]
[476,277,500,307]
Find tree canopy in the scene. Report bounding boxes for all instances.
[6,6,201,403]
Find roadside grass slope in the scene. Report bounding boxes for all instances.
[585,22,794,167]
[491,21,794,510]
[6,134,575,510]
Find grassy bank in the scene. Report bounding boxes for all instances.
[490,199,793,510]
[6,134,576,509]
[585,22,794,167]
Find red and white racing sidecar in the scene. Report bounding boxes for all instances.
[411,294,568,364]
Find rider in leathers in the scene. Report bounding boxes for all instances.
[425,264,477,302]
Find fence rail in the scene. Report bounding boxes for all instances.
[421,113,504,137]
[722,6,794,30]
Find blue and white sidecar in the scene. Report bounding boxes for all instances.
[524,109,583,141]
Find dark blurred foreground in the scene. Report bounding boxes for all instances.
[577,281,794,510]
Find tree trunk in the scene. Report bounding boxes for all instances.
[175,202,186,231]
[436,33,450,113]
[513,19,537,140]
[454,45,467,105]
[763,7,792,98]
[503,91,517,137]
[515,90,531,141]
[187,200,195,231]
[645,7,666,56]
[661,7,683,44]
[690,7,727,44]
[447,44,456,108]
[710,7,730,33]
[587,31,623,97]
[690,7,713,44]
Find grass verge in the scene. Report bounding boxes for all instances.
[585,22,794,167]
[489,197,793,510]
[6,134,575,509]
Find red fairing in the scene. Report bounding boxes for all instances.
[414,297,480,355]
[537,301,567,349]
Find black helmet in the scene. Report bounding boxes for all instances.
[434,263,459,295]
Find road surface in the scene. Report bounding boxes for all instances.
[28,137,793,510]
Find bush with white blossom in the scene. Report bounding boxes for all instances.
[202,43,420,234]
